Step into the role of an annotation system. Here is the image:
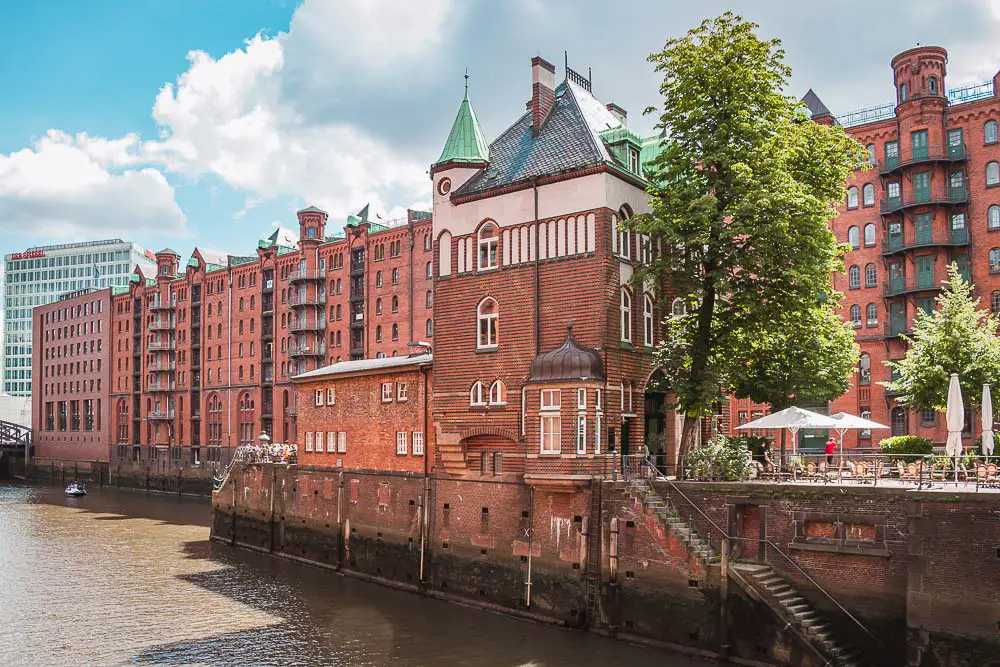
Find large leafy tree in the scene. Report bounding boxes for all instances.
[884,264,1000,412]
[633,12,867,453]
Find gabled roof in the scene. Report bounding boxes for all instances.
[454,80,625,197]
[435,90,490,166]
[801,88,833,120]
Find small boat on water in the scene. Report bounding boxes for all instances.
[65,482,86,497]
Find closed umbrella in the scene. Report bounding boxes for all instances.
[982,384,994,457]
[945,374,965,481]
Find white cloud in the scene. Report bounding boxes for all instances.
[143,0,459,221]
[0,132,186,239]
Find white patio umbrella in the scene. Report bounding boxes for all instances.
[736,406,842,462]
[982,384,994,456]
[945,374,965,465]
[829,412,890,460]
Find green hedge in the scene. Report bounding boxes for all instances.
[879,435,933,462]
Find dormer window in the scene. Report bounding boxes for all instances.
[628,146,639,174]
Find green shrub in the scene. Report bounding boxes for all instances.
[686,436,752,481]
[879,435,933,462]
[974,432,1000,455]
[731,435,771,462]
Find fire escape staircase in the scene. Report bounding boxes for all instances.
[625,460,872,667]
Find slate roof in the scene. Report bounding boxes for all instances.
[454,80,625,197]
[801,89,833,120]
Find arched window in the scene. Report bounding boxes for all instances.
[900,83,907,102]
[986,120,999,145]
[477,298,498,349]
[426,290,433,308]
[424,234,431,251]
[643,294,655,347]
[671,298,686,317]
[846,187,859,209]
[848,265,861,289]
[862,183,874,207]
[376,271,383,288]
[392,295,399,313]
[470,381,486,406]
[375,325,383,343]
[990,248,1000,272]
[928,76,938,95]
[489,380,506,405]
[478,222,499,270]
[865,303,878,327]
[391,268,399,284]
[848,226,860,249]
[376,298,382,315]
[392,323,398,340]
[988,161,1000,186]
[238,392,255,445]
[990,206,1000,230]
[426,261,433,279]
[426,319,433,337]
[891,407,907,436]
[863,224,876,247]
[850,304,862,327]
[992,291,1000,314]
[865,263,877,287]
[865,144,876,165]
[207,394,222,446]
[859,353,871,385]
[620,289,632,343]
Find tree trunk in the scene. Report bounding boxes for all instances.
[678,414,701,476]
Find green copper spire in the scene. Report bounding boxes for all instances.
[434,73,490,166]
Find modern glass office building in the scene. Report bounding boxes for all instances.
[3,239,156,395]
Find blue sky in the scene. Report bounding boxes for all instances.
[2,0,999,261]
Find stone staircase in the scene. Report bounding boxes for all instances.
[733,563,867,667]
[626,477,713,566]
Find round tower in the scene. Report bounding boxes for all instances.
[892,46,948,107]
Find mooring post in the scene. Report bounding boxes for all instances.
[720,539,731,661]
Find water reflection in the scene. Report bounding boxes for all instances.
[0,484,704,666]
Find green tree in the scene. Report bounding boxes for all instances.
[633,12,867,453]
[884,264,1000,413]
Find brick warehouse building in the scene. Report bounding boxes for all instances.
[806,45,1000,450]
[32,208,434,465]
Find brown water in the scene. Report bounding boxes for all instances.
[0,484,705,667]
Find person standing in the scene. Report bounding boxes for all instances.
[824,437,837,466]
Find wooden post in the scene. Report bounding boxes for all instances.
[720,539,731,661]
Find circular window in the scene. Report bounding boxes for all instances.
[438,178,452,196]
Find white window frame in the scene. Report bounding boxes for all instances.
[314,389,324,407]
[326,388,336,405]
[620,289,632,343]
[397,382,408,402]
[477,298,498,349]
[381,382,393,403]
[489,380,506,406]
[396,431,408,455]
[576,414,587,455]
[618,230,631,260]
[595,412,602,455]
[305,431,313,452]
[470,381,486,406]
[540,389,561,454]
[327,432,336,453]
[643,294,654,347]
[478,223,499,271]
[412,431,424,456]
[595,389,603,411]
[315,431,325,453]
[577,388,586,410]
[338,432,347,453]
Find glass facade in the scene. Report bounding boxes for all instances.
[2,239,156,395]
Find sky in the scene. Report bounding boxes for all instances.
[2,0,1000,261]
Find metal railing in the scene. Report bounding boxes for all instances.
[629,455,880,645]
[289,318,326,332]
[288,270,325,282]
[288,292,327,307]
[837,103,896,128]
[289,343,327,357]
[882,227,969,254]
[147,409,175,420]
[881,185,967,213]
[878,143,966,173]
[883,277,943,297]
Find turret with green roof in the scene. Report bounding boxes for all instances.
[433,74,490,169]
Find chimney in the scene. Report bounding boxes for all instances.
[606,103,627,126]
[531,56,556,136]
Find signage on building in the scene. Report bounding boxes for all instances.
[9,250,45,260]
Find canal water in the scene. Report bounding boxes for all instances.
[0,484,705,667]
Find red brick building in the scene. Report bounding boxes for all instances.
[428,57,671,479]
[293,353,432,471]
[32,208,433,464]
[807,46,1000,449]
